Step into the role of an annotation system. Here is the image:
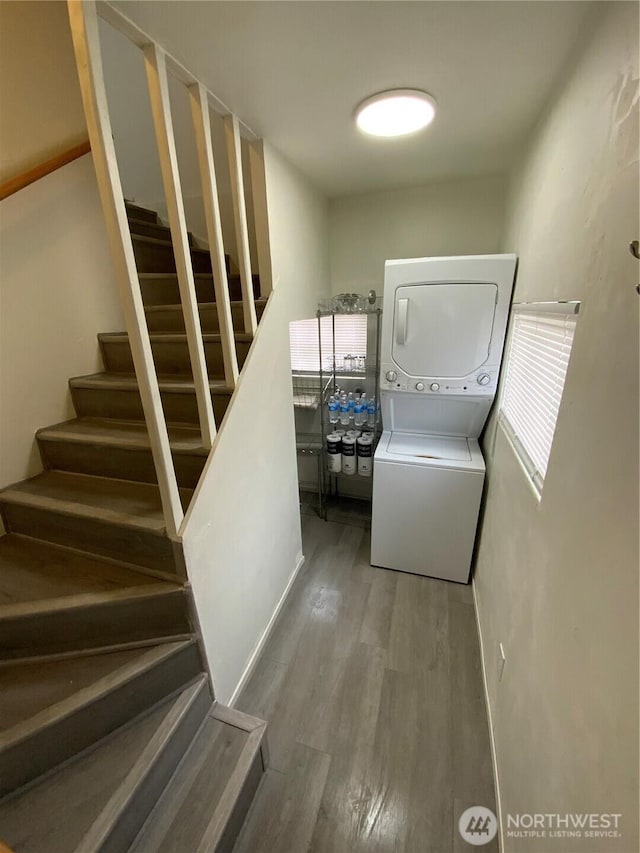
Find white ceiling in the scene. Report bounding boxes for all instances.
[112,0,594,198]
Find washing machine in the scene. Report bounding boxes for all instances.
[370,253,517,583]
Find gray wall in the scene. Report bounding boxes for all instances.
[329,173,508,296]
[474,4,639,850]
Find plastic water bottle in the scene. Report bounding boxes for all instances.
[339,394,350,426]
[328,395,339,424]
[353,396,364,428]
[366,398,376,429]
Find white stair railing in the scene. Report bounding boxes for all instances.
[248,140,274,298]
[189,83,239,388]
[68,0,184,537]
[68,0,273,536]
[143,42,217,449]
[224,115,258,335]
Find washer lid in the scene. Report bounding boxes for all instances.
[386,432,471,461]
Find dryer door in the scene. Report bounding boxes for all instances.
[392,282,497,377]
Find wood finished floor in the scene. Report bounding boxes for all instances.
[234,513,497,853]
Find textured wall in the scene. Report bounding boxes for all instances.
[0,156,124,489]
[329,174,508,296]
[0,1,87,183]
[474,4,639,850]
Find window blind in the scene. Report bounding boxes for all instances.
[289,316,368,372]
[500,309,577,493]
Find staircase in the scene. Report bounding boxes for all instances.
[0,202,268,853]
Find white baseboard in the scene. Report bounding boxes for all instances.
[228,552,306,708]
[472,578,504,853]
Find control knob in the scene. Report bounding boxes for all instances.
[385,370,397,382]
[415,382,425,391]
[477,373,491,386]
[430,382,440,392]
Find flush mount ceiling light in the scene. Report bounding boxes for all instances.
[354,89,436,138]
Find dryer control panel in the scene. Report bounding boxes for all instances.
[381,364,499,396]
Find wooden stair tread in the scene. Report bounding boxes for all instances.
[125,201,158,223]
[69,374,232,431]
[0,534,162,607]
[144,298,267,313]
[99,331,254,343]
[130,233,211,257]
[37,417,207,455]
[146,298,267,311]
[128,217,171,233]
[129,706,262,852]
[128,217,195,245]
[0,471,193,533]
[0,642,202,797]
[99,334,253,379]
[0,645,157,732]
[128,216,164,228]
[144,300,268,335]
[70,372,232,395]
[138,273,256,283]
[0,693,175,853]
[0,677,209,853]
[136,273,261,309]
[0,641,194,742]
[138,272,218,280]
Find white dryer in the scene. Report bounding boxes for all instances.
[371,254,516,583]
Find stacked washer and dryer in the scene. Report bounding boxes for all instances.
[371,254,517,583]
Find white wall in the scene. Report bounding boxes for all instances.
[0,1,87,184]
[329,174,507,295]
[181,142,330,704]
[474,4,639,851]
[0,155,125,488]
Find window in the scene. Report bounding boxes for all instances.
[289,315,368,373]
[499,302,579,496]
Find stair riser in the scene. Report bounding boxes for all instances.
[146,301,265,334]
[100,338,251,378]
[94,683,211,853]
[133,239,214,275]
[38,439,207,489]
[125,203,158,224]
[70,385,231,426]
[140,275,260,306]
[217,750,265,853]
[128,219,195,246]
[0,502,177,575]
[0,642,202,797]
[0,591,190,661]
